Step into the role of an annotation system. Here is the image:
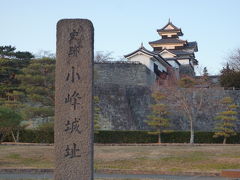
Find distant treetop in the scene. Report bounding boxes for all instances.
[0,45,34,60]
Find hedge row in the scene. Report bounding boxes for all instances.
[3,130,240,144]
[4,129,54,143]
[95,131,240,144]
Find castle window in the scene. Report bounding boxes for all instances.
[171,35,178,38]
[154,47,162,51]
[175,46,183,50]
[154,63,161,77]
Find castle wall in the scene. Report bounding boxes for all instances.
[166,89,240,132]
[94,83,240,132]
[94,62,240,132]
[94,84,153,130]
[94,62,156,86]
[179,65,195,77]
[94,62,156,130]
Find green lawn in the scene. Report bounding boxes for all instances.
[0,144,240,174]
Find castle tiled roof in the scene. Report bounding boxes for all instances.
[157,21,183,36]
[186,41,198,52]
[124,44,172,67]
[158,21,180,31]
[168,49,194,56]
[124,44,157,58]
[157,48,198,65]
[164,58,181,66]
[149,38,186,45]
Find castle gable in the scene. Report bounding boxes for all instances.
[124,44,171,75]
[160,49,176,58]
[165,24,175,30]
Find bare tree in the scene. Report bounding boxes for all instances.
[226,49,240,71]
[158,75,221,144]
[35,50,55,59]
[94,51,114,62]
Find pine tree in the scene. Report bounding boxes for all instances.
[0,58,29,99]
[0,45,34,60]
[220,63,240,89]
[16,58,55,124]
[203,67,208,76]
[0,45,16,58]
[202,67,210,83]
[0,106,22,143]
[0,58,31,141]
[213,97,239,144]
[146,91,170,143]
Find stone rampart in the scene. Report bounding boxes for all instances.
[94,62,156,86]
[94,84,240,132]
[94,62,240,132]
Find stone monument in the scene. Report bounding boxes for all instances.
[55,19,94,180]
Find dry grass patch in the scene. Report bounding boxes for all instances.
[94,145,240,173]
[0,144,240,174]
[0,145,54,168]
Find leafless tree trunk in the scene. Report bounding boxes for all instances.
[158,133,161,144]
[159,73,221,144]
[223,137,227,144]
[11,129,20,143]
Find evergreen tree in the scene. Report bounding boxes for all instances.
[0,59,29,115]
[202,67,209,82]
[213,97,239,144]
[2,91,29,142]
[220,63,240,89]
[0,45,16,58]
[0,58,31,140]
[0,106,22,143]
[0,45,34,60]
[16,58,55,124]
[0,58,29,98]
[146,91,170,143]
[0,59,28,98]
[4,90,26,120]
[203,67,208,76]
[14,51,34,60]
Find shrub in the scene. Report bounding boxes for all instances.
[3,130,240,144]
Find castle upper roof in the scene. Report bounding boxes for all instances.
[157,21,183,36]
[149,38,187,45]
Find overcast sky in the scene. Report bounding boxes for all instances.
[1,0,240,75]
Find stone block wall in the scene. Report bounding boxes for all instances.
[94,83,240,132]
[94,62,156,130]
[94,62,156,86]
[93,62,240,132]
[94,84,153,130]
[179,65,195,77]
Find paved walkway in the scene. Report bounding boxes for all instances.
[0,172,231,180]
